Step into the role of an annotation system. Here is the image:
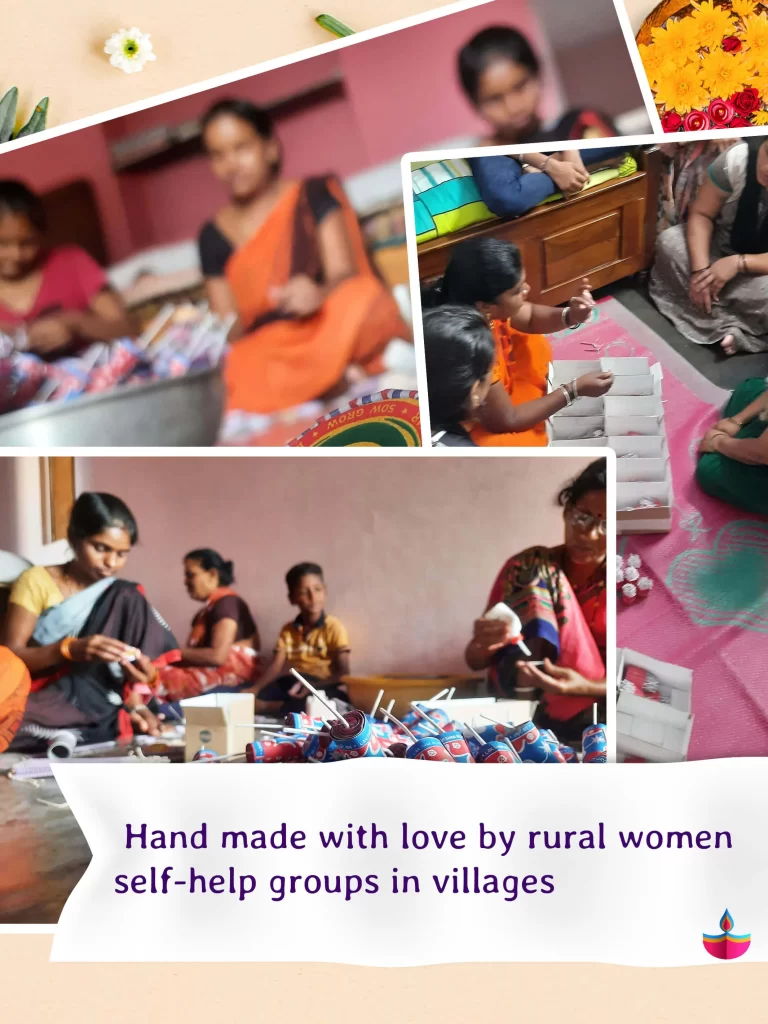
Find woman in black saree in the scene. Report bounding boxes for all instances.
[1,492,181,750]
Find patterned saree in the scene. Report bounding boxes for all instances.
[485,545,606,723]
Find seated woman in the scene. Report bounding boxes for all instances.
[697,379,768,515]
[1,493,180,750]
[151,549,261,702]
[457,27,623,209]
[0,180,135,358]
[198,99,410,416]
[464,460,607,743]
[650,139,768,356]
[423,238,613,446]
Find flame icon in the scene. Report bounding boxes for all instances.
[703,909,751,960]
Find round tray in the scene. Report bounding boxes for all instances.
[0,367,224,447]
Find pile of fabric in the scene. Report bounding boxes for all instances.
[0,303,231,415]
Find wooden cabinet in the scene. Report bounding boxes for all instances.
[417,148,662,306]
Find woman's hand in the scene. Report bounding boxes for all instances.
[696,256,740,301]
[545,159,590,196]
[566,279,595,325]
[699,428,726,454]
[576,370,614,398]
[120,653,159,687]
[26,316,74,355]
[269,275,324,318]
[515,658,599,695]
[471,618,515,656]
[127,703,163,737]
[689,272,714,314]
[714,417,742,437]
[69,635,137,663]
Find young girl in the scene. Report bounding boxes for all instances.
[422,238,613,446]
[0,180,135,357]
[425,306,496,447]
[457,27,624,210]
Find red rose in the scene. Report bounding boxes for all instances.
[730,87,761,115]
[722,36,742,52]
[683,110,711,131]
[661,110,683,132]
[729,115,754,127]
[708,98,735,126]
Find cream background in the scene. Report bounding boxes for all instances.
[1,0,484,132]
[2,937,762,1021]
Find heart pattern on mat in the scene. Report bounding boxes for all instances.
[667,521,768,632]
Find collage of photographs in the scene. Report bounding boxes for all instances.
[0,0,766,929]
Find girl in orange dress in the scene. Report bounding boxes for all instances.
[198,99,409,415]
[422,238,612,445]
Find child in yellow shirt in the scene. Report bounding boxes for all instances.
[249,563,351,715]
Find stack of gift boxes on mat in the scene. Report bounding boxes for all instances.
[547,357,672,534]
[616,648,694,763]
[182,671,607,765]
[0,303,233,414]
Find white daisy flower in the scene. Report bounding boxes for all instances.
[104,27,156,74]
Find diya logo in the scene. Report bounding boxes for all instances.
[703,909,751,960]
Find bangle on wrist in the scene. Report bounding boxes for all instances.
[559,384,573,408]
[541,155,553,173]
[60,636,76,662]
[691,265,710,276]
[570,377,579,399]
[738,253,748,273]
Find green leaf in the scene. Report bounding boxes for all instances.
[0,87,19,144]
[15,97,48,138]
[315,14,355,37]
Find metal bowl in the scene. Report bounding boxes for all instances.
[0,368,224,447]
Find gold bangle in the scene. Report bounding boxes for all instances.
[59,636,76,661]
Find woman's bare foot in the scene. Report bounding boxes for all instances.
[720,334,737,356]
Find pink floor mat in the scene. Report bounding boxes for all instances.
[553,298,768,759]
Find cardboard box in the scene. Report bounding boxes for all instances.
[616,648,694,763]
[181,692,255,762]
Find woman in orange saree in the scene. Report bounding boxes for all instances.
[465,460,607,743]
[0,646,31,753]
[198,99,409,415]
[421,238,612,444]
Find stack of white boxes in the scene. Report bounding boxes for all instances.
[616,648,694,762]
[547,358,673,534]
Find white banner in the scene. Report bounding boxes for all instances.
[50,760,764,965]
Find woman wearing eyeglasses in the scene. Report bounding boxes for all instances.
[465,459,607,742]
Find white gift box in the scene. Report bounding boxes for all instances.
[604,413,664,437]
[609,435,666,458]
[616,457,668,483]
[551,437,608,448]
[616,648,694,763]
[549,414,605,441]
[546,357,672,534]
[617,466,673,534]
[600,357,650,375]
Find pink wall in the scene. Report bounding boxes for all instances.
[76,455,594,676]
[0,0,557,259]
